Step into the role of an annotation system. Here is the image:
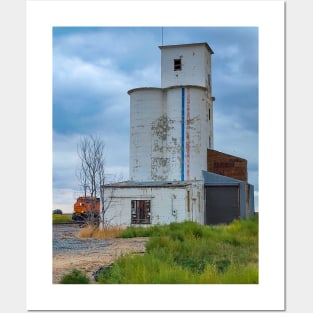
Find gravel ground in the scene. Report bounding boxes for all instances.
[53,224,111,252]
[52,224,148,283]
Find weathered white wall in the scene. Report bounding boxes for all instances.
[160,43,212,89]
[163,88,182,181]
[129,86,213,182]
[184,87,213,180]
[129,88,164,181]
[102,182,205,226]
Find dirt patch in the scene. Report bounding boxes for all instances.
[53,224,149,284]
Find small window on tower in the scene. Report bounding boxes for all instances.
[174,59,182,71]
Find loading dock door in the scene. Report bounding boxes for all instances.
[205,185,240,225]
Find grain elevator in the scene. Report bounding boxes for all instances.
[101,43,255,226]
[129,43,214,182]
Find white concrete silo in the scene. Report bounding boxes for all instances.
[128,87,164,181]
[128,43,214,182]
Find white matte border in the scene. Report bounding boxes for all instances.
[26,1,285,310]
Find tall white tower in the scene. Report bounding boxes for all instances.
[128,43,215,182]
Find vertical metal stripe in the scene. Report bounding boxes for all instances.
[186,88,190,180]
[181,88,185,181]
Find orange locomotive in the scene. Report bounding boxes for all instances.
[72,196,100,223]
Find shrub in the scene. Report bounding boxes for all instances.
[60,269,90,284]
[93,264,114,282]
[178,257,207,274]
[117,224,168,238]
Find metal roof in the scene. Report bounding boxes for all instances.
[159,42,214,54]
[127,85,207,95]
[101,180,191,188]
[202,170,248,186]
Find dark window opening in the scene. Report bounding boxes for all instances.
[131,200,151,224]
[174,59,182,71]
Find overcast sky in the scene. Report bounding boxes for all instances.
[53,27,258,213]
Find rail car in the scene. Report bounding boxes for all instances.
[72,196,100,224]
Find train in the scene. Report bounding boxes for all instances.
[72,196,100,224]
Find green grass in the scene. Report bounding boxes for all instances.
[97,217,258,284]
[60,268,90,284]
[52,213,72,224]
[116,224,170,238]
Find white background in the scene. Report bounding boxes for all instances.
[2,0,310,312]
[27,1,284,309]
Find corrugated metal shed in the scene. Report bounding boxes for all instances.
[202,171,254,224]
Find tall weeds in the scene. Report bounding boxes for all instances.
[77,225,124,239]
[97,217,259,284]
